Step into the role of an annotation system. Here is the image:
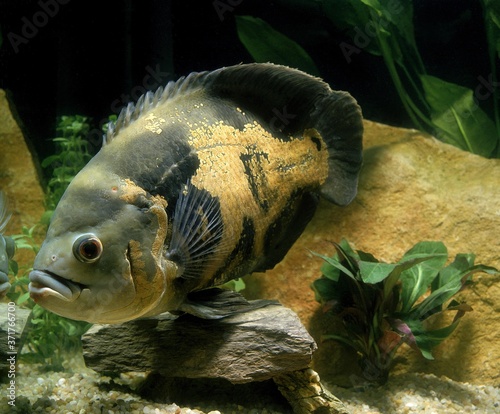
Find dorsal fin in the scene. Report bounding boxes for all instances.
[104,63,363,205]
[103,71,213,145]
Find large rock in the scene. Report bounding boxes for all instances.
[0,89,45,267]
[82,300,350,414]
[245,120,500,386]
[83,303,317,384]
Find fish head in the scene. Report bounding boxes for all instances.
[29,166,177,323]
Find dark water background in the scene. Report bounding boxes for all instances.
[0,0,489,169]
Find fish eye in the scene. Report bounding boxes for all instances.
[73,234,103,263]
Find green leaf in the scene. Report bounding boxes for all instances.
[421,74,498,157]
[357,250,379,263]
[9,259,18,276]
[17,291,31,305]
[382,255,442,300]
[410,276,463,320]
[359,261,397,284]
[399,241,448,313]
[235,15,320,76]
[322,333,359,351]
[434,253,475,288]
[312,251,357,280]
[221,278,246,293]
[320,260,341,282]
[406,318,462,360]
[311,278,338,303]
[324,0,417,64]
[324,0,382,56]
[338,238,359,259]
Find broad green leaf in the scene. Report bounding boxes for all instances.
[320,260,341,281]
[367,0,417,66]
[235,16,320,76]
[312,251,357,280]
[421,74,498,157]
[399,241,448,313]
[379,0,415,44]
[323,1,369,32]
[338,238,359,259]
[406,318,462,360]
[325,0,417,65]
[433,253,475,291]
[409,277,463,320]
[359,261,397,284]
[312,278,339,304]
[324,0,384,57]
[357,250,379,263]
[317,240,358,282]
[383,254,446,301]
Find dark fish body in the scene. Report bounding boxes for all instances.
[29,63,363,323]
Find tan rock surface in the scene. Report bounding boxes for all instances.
[0,89,45,267]
[245,120,500,386]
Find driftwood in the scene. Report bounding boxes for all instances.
[82,299,350,414]
[274,369,351,414]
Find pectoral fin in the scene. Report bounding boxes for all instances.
[166,181,225,280]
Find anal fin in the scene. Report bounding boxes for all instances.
[179,288,277,319]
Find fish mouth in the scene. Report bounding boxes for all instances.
[29,270,85,302]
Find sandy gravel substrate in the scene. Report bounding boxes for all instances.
[1,357,499,413]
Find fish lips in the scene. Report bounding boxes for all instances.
[29,270,84,302]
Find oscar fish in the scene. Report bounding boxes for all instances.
[28,63,363,323]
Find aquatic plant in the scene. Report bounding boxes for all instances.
[235,15,320,76]
[325,0,499,158]
[21,302,91,370]
[41,115,93,215]
[236,3,500,158]
[311,239,498,386]
[7,224,39,306]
